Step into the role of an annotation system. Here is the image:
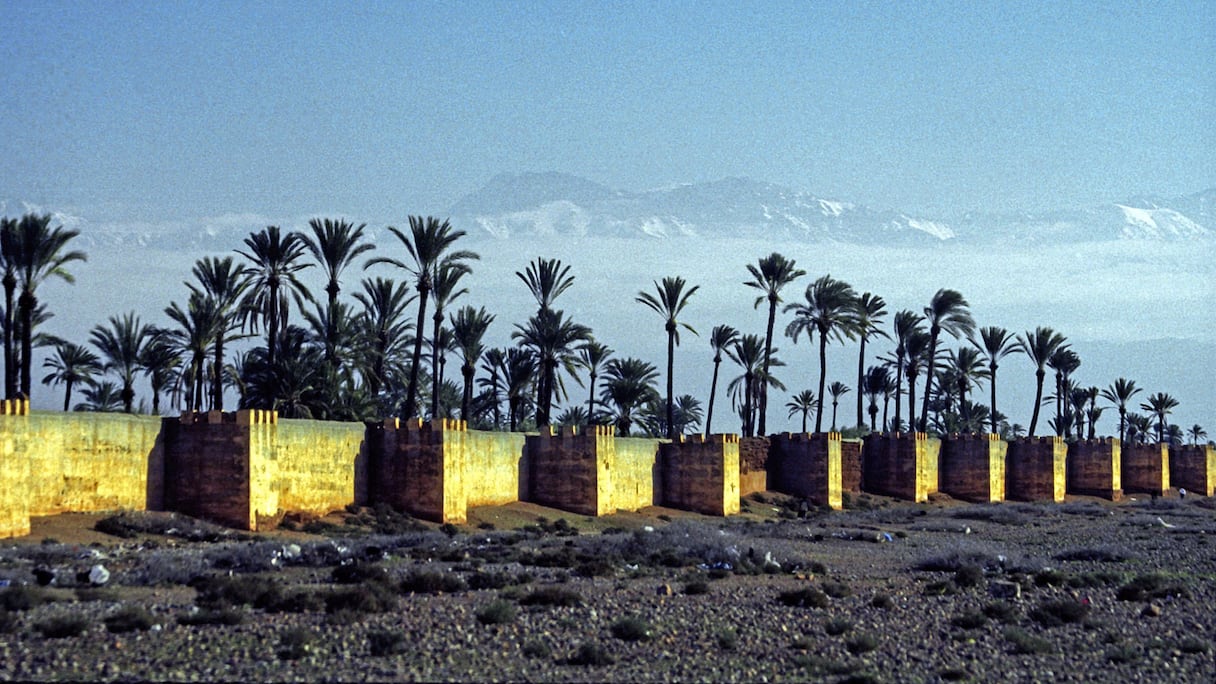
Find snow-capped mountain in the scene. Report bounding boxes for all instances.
[449,173,1214,245]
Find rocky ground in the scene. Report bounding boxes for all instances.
[1,491,1214,683]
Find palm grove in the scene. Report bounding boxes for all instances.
[3,212,1208,448]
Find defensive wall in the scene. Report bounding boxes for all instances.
[1,403,1211,539]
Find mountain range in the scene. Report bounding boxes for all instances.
[3,174,1213,250]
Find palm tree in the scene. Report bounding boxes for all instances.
[237,226,313,373]
[366,216,477,419]
[827,381,850,432]
[890,310,924,433]
[501,348,536,431]
[578,339,612,423]
[637,276,700,439]
[948,346,988,432]
[903,330,932,432]
[163,291,221,411]
[450,305,495,421]
[517,257,575,314]
[1,217,18,398]
[1018,327,1068,438]
[13,213,86,398]
[971,326,1023,435]
[918,289,975,432]
[744,253,805,435]
[41,340,101,411]
[90,312,152,414]
[429,263,472,418]
[1100,377,1141,443]
[1188,424,1207,446]
[786,389,818,434]
[191,256,251,410]
[1047,348,1081,437]
[705,324,739,437]
[352,277,414,402]
[76,381,124,412]
[1141,392,1179,444]
[784,275,858,434]
[512,308,592,428]
[478,348,508,429]
[726,333,765,437]
[1126,413,1152,445]
[600,357,660,436]
[850,292,889,431]
[301,218,375,367]
[140,334,181,415]
[862,365,891,433]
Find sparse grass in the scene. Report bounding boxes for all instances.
[519,587,583,607]
[846,633,879,654]
[368,629,407,657]
[982,601,1019,623]
[821,580,852,598]
[1029,599,1090,627]
[1033,569,1068,587]
[1005,627,1053,654]
[0,585,53,612]
[191,574,280,609]
[104,605,156,633]
[568,641,614,666]
[683,580,710,595]
[715,628,739,650]
[1053,547,1129,563]
[950,610,988,630]
[870,593,895,610]
[954,565,984,588]
[1105,645,1139,663]
[476,600,517,625]
[923,579,958,596]
[778,587,829,608]
[824,617,853,635]
[177,607,245,626]
[1116,574,1190,602]
[35,614,91,639]
[277,627,314,660]
[400,570,467,594]
[1178,637,1211,654]
[325,582,397,615]
[0,609,17,634]
[610,616,654,641]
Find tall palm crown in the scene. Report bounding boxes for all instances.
[1188,424,1208,446]
[726,333,765,437]
[744,253,805,435]
[1018,326,1068,438]
[518,257,575,315]
[578,339,613,423]
[948,346,988,431]
[191,256,250,410]
[599,357,660,436]
[902,329,932,431]
[705,324,739,437]
[13,213,87,399]
[637,276,700,439]
[1100,378,1141,443]
[971,326,1023,435]
[919,289,975,432]
[140,334,181,416]
[862,365,891,432]
[353,277,415,401]
[890,310,925,433]
[302,218,375,365]
[783,275,858,433]
[852,292,889,431]
[366,216,478,419]
[429,263,472,418]
[163,291,221,411]
[237,226,314,373]
[1047,348,1081,436]
[512,308,592,428]
[450,305,495,421]
[1141,392,1179,444]
[90,312,152,414]
[41,340,101,412]
[786,389,819,434]
[827,381,851,432]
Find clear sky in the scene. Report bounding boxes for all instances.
[2,0,1213,223]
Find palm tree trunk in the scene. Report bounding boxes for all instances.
[815,336,828,434]
[742,372,753,438]
[665,328,675,439]
[3,277,14,399]
[587,373,597,425]
[907,372,918,434]
[856,337,866,430]
[920,328,940,432]
[19,290,34,398]
[894,352,904,433]
[882,395,890,433]
[989,363,999,435]
[1118,407,1126,443]
[705,359,720,437]
[461,364,474,420]
[213,334,225,411]
[759,299,777,435]
[404,287,429,419]
[1028,369,1046,437]
[431,309,443,419]
[63,378,72,412]
[267,282,280,371]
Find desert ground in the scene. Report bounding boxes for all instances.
[1,492,1214,683]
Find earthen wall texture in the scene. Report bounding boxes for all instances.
[163,419,252,530]
[1068,439,1122,499]
[1122,443,1170,496]
[939,435,1005,503]
[660,436,741,516]
[841,440,862,494]
[526,429,604,516]
[769,433,842,509]
[611,436,662,512]
[463,430,528,507]
[1170,445,1215,496]
[0,415,32,538]
[265,419,368,520]
[1005,438,1066,502]
[861,434,937,502]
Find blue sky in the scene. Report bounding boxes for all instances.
[2,0,1212,222]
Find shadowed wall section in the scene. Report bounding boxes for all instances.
[860,433,940,502]
[768,433,843,509]
[939,434,1006,503]
[660,434,741,516]
[1122,443,1169,496]
[1068,439,1122,500]
[1170,445,1215,496]
[1006,437,1066,502]
[738,436,770,496]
